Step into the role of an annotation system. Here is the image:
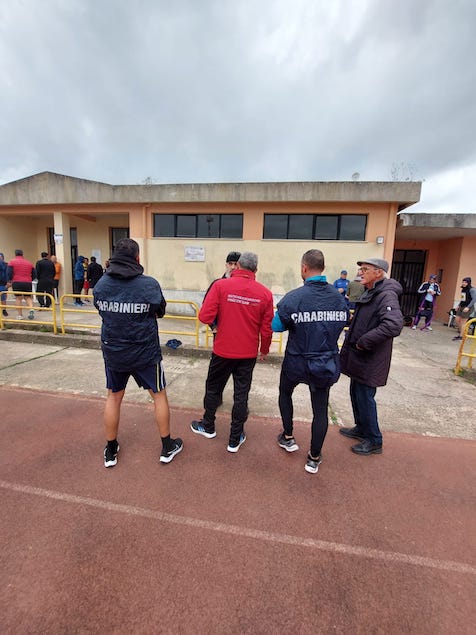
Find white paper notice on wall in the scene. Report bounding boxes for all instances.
[184,246,205,262]
[54,233,63,244]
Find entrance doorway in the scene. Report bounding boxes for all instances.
[392,249,426,317]
[110,227,130,257]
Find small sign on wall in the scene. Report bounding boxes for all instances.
[184,246,205,262]
[54,233,63,244]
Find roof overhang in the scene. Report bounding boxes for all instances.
[0,171,421,207]
[397,213,476,241]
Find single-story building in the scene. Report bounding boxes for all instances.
[2,171,473,323]
[395,213,476,321]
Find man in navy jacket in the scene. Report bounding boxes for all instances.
[94,238,183,468]
[273,249,348,474]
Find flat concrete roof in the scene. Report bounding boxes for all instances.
[397,213,476,240]
[0,171,421,209]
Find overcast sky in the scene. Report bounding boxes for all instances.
[1,0,475,212]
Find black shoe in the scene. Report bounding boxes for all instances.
[277,432,299,452]
[104,443,120,467]
[351,440,382,455]
[304,453,322,474]
[339,426,364,440]
[190,420,216,438]
[452,335,462,341]
[227,434,246,453]
[160,438,183,463]
[2,309,8,316]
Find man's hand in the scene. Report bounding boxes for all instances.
[463,307,469,313]
[258,353,268,362]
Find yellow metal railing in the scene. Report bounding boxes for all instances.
[454,318,476,374]
[0,290,57,334]
[59,294,100,334]
[161,300,201,347]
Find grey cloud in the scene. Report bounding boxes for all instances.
[0,0,475,213]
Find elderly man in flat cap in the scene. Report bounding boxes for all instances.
[339,258,403,455]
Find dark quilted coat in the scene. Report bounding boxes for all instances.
[340,278,403,387]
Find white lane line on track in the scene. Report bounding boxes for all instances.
[1,479,475,576]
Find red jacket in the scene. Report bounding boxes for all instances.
[7,255,35,283]
[199,269,274,358]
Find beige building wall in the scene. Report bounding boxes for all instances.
[0,216,38,262]
[144,237,388,295]
[140,200,396,294]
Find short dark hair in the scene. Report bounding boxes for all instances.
[41,252,48,258]
[226,251,241,264]
[15,249,23,256]
[302,249,324,271]
[90,256,96,262]
[113,238,139,259]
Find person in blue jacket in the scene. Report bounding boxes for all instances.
[93,238,183,468]
[273,249,348,474]
[333,270,349,297]
[73,255,86,305]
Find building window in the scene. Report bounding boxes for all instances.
[263,214,367,240]
[153,214,243,238]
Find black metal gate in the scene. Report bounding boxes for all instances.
[392,249,426,317]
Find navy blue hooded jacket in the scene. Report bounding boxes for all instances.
[93,253,166,371]
[275,278,348,387]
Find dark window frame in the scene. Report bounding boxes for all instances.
[263,213,367,241]
[153,213,243,239]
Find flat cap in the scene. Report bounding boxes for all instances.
[357,258,389,273]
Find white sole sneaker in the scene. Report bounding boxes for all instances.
[227,435,246,453]
[304,456,322,474]
[104,444,120,468]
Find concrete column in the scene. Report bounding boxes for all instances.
[53,212,72,297]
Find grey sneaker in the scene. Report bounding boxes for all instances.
[305,454,322,474]
[227,434,246,453]
[277,432,299,452]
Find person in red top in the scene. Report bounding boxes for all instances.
[7,249,36,319]
[191,252,274,452]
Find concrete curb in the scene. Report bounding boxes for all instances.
[0,328,285,362]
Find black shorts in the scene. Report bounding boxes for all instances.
[105,361,166,393]
[12,282,32,295]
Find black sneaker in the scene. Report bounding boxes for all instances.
[305,454,322,474]
[2,309,8,317]
[277,432,299,452]
[160,438,183,463]
[104,443,120,468]
[190,420,216,438]
[339,426,364,440]
[452,335,462,341]
[227,434,246,453]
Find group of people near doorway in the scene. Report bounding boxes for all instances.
[95,240,403,475]
[408,272,475,340]
[73,255,104,306]
[0,250,106,317]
